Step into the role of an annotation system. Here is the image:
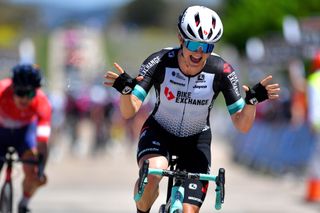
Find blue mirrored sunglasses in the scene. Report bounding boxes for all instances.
[184,40,214,53]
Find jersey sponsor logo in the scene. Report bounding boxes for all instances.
[152,140,160,146]
[139,56,161,75]
[189,183,197,190]
[139,129,147,140]
[172,71,186,80]
[176,91,209,105]
[164,87,175,100]
[223,62,232,73]
[170,80,185,87]
[168,50,175,58]
[195,74,206,83]
[249,97,258,105]
[227,72,240,96]
[187,196,203,204]
[202,125,210,132]
[197,74,205,81]
[193,85,207,89]
[122,86,132,94]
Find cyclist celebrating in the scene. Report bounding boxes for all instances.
[0,64,51,213]
[105,5,280,213]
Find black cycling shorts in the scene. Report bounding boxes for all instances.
[137,116,212,207]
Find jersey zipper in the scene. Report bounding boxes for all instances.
[178,77,190,135]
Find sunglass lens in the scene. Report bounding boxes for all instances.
[184,40,214,53]
[14,89,35,98]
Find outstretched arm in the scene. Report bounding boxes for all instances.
[231,75,280,133]
[104,62,144,119]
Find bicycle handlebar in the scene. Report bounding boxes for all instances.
[135,160,225,210]
[0,147,45,179]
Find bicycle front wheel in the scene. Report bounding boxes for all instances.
[0,182,13,213]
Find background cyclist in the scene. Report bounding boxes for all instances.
[0,64,51,213]
[105,5,280,213]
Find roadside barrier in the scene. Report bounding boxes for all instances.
[230,121,316,175]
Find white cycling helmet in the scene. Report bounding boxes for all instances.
[178,6,223,43]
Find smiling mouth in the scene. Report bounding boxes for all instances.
[190,55,202,63]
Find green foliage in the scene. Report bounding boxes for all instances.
[222,0,320,51]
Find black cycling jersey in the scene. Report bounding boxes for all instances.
[132,47,244,137]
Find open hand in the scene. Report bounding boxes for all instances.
[242,75,280,100]
[104,62,143,87]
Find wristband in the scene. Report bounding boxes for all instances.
[245,83,268,105]
[112,72,137,95]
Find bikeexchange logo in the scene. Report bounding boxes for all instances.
[164,87,175,100]
[164,87,209,105]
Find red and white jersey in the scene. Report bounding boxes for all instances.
[0,78,52,143]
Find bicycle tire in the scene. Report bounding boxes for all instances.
[0,182,13,213]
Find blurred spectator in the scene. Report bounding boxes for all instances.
[89,79,115,155]
[288,59,308,127]
[305,51,320,202]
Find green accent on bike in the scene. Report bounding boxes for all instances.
[134,193,142,201]
[227,98,245,115]
[148,168,164,175]
[132,84,147,102]
[170,184,184,213]
[134,177,148,201]
[215,186,222,210]
[199,173,217,181]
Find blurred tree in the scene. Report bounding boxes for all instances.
[222,0,320,51]
[120,0,168,28]
[0,2,40,48]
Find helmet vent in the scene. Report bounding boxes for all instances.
[207,29,213,39]
[212,17,216,29]
[194,13,200,27]
[213,30,222,41]
[198,27,204,39]
[187,24,196,38]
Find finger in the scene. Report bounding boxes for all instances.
[265,84,280,90]
[113,62,125,74]
[136,76,144,82]
[105,71,119,79]
[268,94,279,99]
[260,75,273,86]
[268,88,281,95]
[104,81,114,87]
[242,85,249,92]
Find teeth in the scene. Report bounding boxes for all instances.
[190,56,201,62]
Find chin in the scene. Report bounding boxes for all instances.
[16,103,29,109]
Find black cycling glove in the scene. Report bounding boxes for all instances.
[112,72,137,95]
[244,82,268,105]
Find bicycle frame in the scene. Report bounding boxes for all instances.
[0,147,44,213]
[135,160,225,212]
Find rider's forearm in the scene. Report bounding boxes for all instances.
[37,142,49,166]
[232,104,256,133]
[120,94,142,119]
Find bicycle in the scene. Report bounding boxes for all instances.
[135,156,225,213]
[0,146,45,213]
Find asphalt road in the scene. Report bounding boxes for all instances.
[6,138,320,213]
